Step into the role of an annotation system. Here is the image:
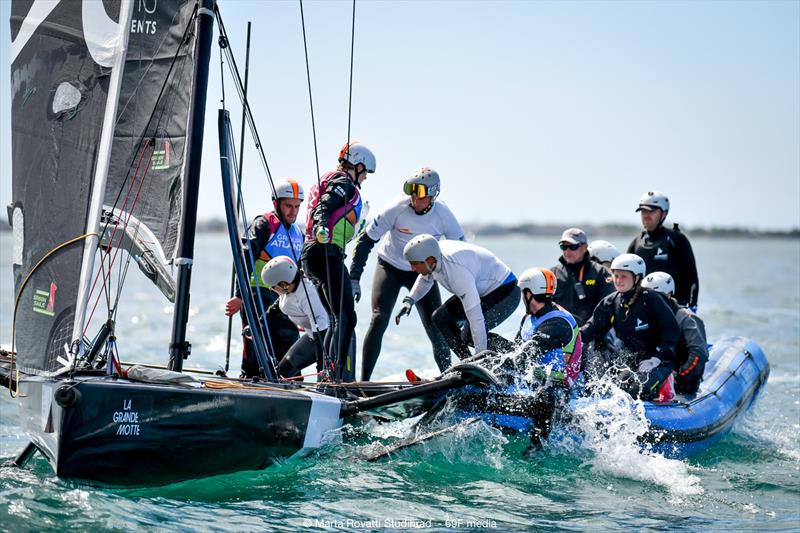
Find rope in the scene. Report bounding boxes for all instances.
[8,233,99,398]
[334,0,359,380]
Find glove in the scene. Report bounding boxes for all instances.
[351,278,361,303]
[637,357,661,373]
[315,226,330,244]
[394,296,415,325]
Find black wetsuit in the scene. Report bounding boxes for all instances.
[552,253,614,326]
[662,295,708,394]
[628,223,699,308]
[581,287,680,400]
[237,215,300,378]
[301,173,360,380]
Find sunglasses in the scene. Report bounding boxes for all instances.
[559,243,583,251]
[403,182,430,198]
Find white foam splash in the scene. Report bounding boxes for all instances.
[566,375,704,496]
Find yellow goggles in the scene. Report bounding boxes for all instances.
[403,182,430,198]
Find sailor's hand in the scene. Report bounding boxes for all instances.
[351,278,361,303]
[225,297,242,316]
[637,356,661,373]
[394,296,415,325]
[315,226,330,244]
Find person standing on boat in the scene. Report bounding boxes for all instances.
[397,235,520,360]
[261,256,330,379]
[224,179,305,378]
[302,142,375,381]
[551,228,614,327]
[348,167,464,380]
[628,191,699,310]
[588,240,621,270]
[580,253,680,401]
[642,271,708,395]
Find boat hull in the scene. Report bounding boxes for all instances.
[15,375,343,487]
[453,336,770,458]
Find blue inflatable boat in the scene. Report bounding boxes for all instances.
[452,336,770,458]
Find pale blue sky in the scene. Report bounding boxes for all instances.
[1,0,798,230]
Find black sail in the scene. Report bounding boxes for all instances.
[9,0,127,374]
[103,0,196,264]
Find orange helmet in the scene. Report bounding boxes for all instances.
[519,267,557,297]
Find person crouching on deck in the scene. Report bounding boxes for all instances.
[261,256,330,380]
[301,142,376,381]
[396,235,519,360]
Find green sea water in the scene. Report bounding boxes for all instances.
[1,233,798,531]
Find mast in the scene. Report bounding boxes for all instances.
[71,0,134,364]
[168,0,215,372]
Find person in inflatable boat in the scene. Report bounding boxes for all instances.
[641,271,708,395]
[580,254,680,402]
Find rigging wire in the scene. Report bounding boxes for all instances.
[334,0,359,380]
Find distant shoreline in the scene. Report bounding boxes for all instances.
[189,219,799,239]
[2,219,796,239]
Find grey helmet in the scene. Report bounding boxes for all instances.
[610,253,646,278]
[403,234,441,263]
[588,240,621,263]
[519,267,557,297]
[272,178,304,201]
[261,256,298,288]
[636,191,670,212]
[641,271,675,295]
[404,167,440,198]
[338,142,376,173]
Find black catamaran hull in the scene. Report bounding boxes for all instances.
[16,375,343,486]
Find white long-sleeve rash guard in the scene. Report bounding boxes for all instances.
[407,240,511,352]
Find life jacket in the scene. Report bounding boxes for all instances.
[520,304,583,386]
[305,170,363,250]
[249,212,304,288]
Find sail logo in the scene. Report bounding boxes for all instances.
[32,282,57,317]
[131,0,158,35]
[635,318,650,331]
[654,247,668,261]
[151,141,171,170]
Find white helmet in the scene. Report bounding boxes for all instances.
[261,256,298,288]
[519,267,557,297]
[641,271,675,295]
[272,178,304,201]
[588,240,620,263]
[403,234,441,263]
[404,167,440,198]
[610,253,646,277]
[636,191,670,213]
[339,142,376,173]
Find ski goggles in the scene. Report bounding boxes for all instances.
[403,182,431,198]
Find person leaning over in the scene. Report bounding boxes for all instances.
[349,167,464,380]
[552,228,614,327]
[628,191,699,310]
[260,256,330,380]
[641,271,708,395]
[396,235,520,361]
[224,179,304,378]
[580,253,680,401]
